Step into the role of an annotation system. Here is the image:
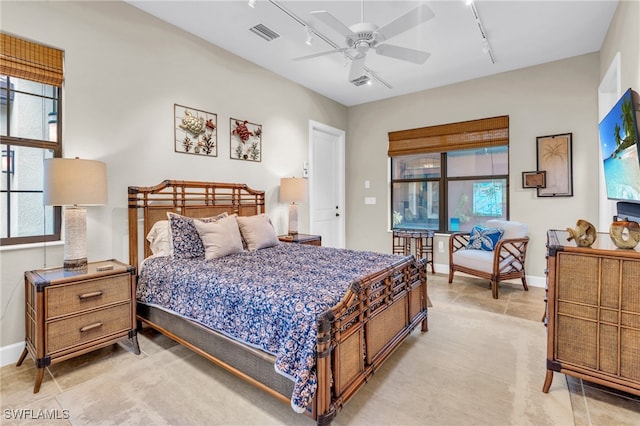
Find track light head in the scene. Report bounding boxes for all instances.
[305,27,313,46]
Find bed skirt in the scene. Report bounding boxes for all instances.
[137,303,295,402]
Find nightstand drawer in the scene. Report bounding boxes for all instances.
[46,303,131,354]
[46,274,131,319]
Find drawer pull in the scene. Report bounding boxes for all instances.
[78,291,103,300]
[79,322,103,333]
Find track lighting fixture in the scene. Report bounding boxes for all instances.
[469,1,495,63]
[481,39,489,53]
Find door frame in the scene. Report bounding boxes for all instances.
[308,120,346,248]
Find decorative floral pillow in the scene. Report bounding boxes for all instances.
[466,225,504,251]
[194,214,244,260]
[236,213,279,251]
[167,212,228,259]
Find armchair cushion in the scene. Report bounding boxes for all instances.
[453,246,523,274]
[486,219,527,239]
[467,226,504,251]
[452,249,495,274]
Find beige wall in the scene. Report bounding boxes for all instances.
[0,1,346,354]
[346,53,601,280]
[600,0,639,90]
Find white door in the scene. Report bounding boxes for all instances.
[309,121,345,248]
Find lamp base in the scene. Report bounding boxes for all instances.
[64,207,88,271]
[63,258,88,271]
[288,203,299,235]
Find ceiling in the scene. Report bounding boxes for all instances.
[127,0,618,107]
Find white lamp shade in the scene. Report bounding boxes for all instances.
[44,158,107,206]
[280,177,307,204]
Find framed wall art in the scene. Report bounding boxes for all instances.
[230,118,262,162]
[522,171,546,189]
[174,104,217,157]
[536,133,573,197]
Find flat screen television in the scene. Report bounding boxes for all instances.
[599,88,640,201]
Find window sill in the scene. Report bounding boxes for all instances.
[0,240,63,252]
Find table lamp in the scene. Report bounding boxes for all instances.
[44,158,107,271]
[280,177,307,235]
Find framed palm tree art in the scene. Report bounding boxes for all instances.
[536,133,573,197]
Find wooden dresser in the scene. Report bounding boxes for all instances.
[18,259,140,392]
[543,230,640,396]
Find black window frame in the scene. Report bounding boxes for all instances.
[1,75,62,245]
[390,149,510,233]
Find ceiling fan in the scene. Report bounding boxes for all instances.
[295,2,435,85]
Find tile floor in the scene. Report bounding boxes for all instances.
[2,273,639,425]
[431,274,640,426]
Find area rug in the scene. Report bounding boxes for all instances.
[52,302,573,425]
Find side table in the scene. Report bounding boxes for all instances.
[278,233,322,246]
[392,229,435,273]
[17,259,140,393]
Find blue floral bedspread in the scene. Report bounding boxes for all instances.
[137,243,406,412]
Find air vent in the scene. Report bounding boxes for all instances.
[350,75,370,86]
[249,24,280,42]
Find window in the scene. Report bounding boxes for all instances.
[1,33,63,245]
[389,116,509,233]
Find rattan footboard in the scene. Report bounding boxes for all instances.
[128,180,428,425]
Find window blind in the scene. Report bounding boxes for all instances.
[0,33,63,87]
[388,115,509,156]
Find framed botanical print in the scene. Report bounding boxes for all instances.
[522,171,546,189]
[536,133,573,197]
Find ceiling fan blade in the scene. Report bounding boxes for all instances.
[376,44,430,64]
[293,47,349,61]
[376,3,435,41]
[310,10,355,38]
[348,56,366,82]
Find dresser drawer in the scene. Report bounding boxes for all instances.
[46,274,131,319]
[46,303,131,354]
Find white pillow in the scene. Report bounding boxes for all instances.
[236,213,279,251]
[194,214,244,259]
[146,220,171,256]
[486,219,528,239]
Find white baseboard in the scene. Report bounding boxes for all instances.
[433,262,545,288]
[1,341,24,367]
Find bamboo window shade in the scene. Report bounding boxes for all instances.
[388,115,509,156]
[0,33,63,87]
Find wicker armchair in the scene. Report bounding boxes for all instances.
[448,219,529,299]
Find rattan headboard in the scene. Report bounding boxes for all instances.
[128,180,265,271]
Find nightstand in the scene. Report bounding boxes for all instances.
[17,259,140,393]
[278,233,322,246]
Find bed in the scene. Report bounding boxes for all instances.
[128,180,428,425]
